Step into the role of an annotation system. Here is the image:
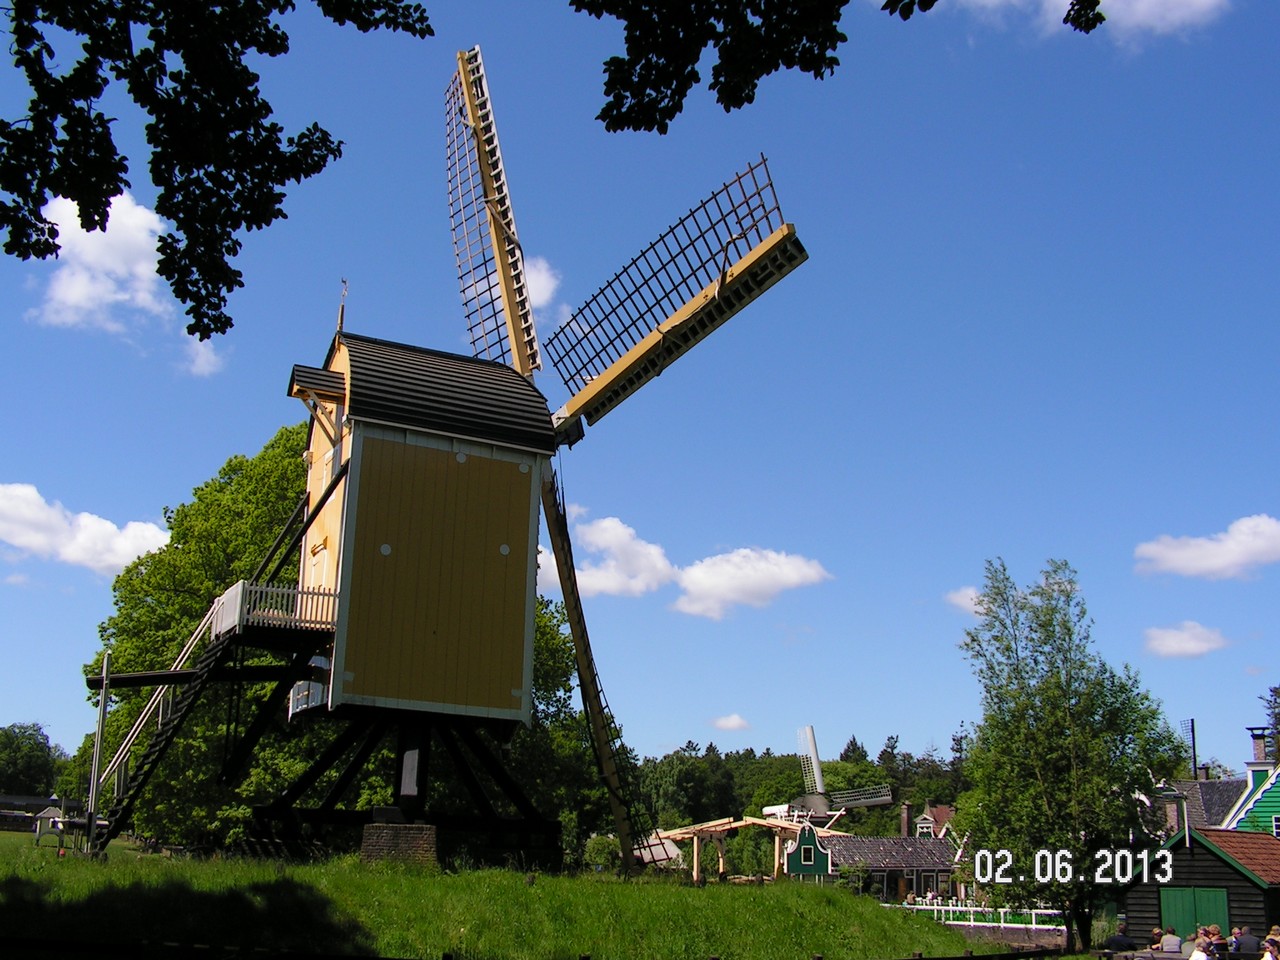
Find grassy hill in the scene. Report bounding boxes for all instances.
[0,831,1012,959]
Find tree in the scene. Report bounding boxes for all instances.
[638,740,737,829]
[86,422,311,843]
[1,1,433,340]
[573,0,1104,133]
[0,722,67,795]
[839,733,869,764]
[3,1,1102,338]
[504,597,618,867]
[953,559,1184,952]
[1263,685,1280,764]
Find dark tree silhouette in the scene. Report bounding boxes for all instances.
[1,0,1103,338]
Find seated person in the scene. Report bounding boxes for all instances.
[1161,928,1184,953]
[1234,927,1261,954]
[1102,923,1141,952]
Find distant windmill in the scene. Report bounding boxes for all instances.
[84,46,807,871]
[763,726,893,826]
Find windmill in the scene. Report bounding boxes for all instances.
[762,726,893,827]
[444,46,808,869]
[82,47,806,870]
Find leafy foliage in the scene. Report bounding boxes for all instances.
[0,1,432,338]
[570,0,849,133]
[0,722,67,795]
[573,0,1104,133]
[504,597,617,867]
[3,0,1104,334]
[952,558,1184,951]
[82,423,310,843]
[839,733,869,764]
[881,0,1104,32]
[1263,684,1280,764]
[630,724,968,874]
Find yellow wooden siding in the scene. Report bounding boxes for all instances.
[298,342,350,594]
[337,433,536,715]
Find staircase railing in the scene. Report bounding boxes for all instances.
[91,582,340,850]
[98,603,219,787]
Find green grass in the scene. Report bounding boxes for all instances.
[0,831,1015,960]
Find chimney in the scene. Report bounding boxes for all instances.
[1248,727,1269,763]
[1245,726,1274,793]
[900,801,911,838]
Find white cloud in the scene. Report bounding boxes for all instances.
[3,572,29,587]
[524,256,561,309]
[574,517,678,597]
[0,483,168,576]
[945,585,980,615]
[1143,621,1229,658]
[1102,0,1231,36]
[536,542,563,596]
[674,548,831,620]
[543,511,830,619]
[184,337,226,377]
[938,0,1231,37]
[1134,514,1280,580]
[713,713,750,731]
[31,193,171,332]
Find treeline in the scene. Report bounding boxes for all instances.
[0,722,68,796]
[626,732,969,875]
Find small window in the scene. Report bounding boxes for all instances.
[916,822,934,837]
[801,846,815,866]
[1272,815,1280,839]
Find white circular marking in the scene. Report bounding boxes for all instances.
[380,543,392,556]
[499,544,510,556]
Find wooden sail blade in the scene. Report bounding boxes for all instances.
[445,46,541,377]
[551,223,806,442]
[544,156,806,444]
[540,467,671,872]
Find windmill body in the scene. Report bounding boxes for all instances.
[288,333,554,722]
[85,45,806,869]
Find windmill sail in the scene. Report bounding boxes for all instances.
[545,155,807,442]
[446,46,541,376]
[799,724,825,796]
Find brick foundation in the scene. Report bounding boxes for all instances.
[360,822,438,866]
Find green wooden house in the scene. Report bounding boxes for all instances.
[1223,739,1280,837]
[785,824,834,879]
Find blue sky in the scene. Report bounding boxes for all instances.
[2,0,1276,781]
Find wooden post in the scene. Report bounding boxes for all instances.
[692,834,702,883]
[87,651,110,854]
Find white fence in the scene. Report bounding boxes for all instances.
[888,902,1065,931]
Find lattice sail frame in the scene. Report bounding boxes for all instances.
[545,155,807,437]
[446,46,541,376]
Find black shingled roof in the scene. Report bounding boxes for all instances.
[823,835,958,870]
[1171,779,1250,829]
[307,332,556,455]
[290,365,345,399]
